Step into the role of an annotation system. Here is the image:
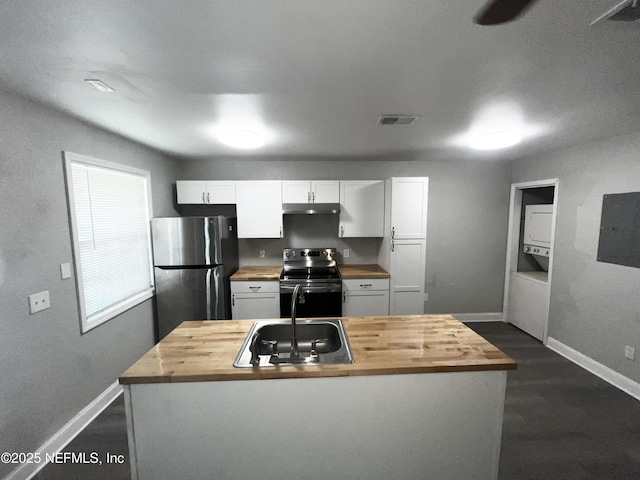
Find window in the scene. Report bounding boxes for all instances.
[64,151,154,332]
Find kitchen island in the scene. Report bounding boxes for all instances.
[120,314,516,480]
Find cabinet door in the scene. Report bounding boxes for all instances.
[339,180,384,237]
[231,292,280,320]
[176,181,206,204]
[282,181,311,203]
[206,181,236,204]
[391,177,428,239]
[389,239,426,315]
[343,290,389,317]
[236,181,283,238]
[311,181,340,203]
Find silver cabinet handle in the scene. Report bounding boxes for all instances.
[207,192,210,204]
[249,286,261,292]
[202,192,206,204]
[343,291,346,303]
[312,191,315,202]
[360,283,372,288]
[391,227,395,239]
[391,240,395,252]
[232,294,235,306]
[308,191,311,202]
[340,225,344,237]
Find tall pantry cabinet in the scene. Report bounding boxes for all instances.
[378,177,429,315]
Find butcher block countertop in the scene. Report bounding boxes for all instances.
[230,266,282,281]
[339,264,389,279]
[119,315,516,384]
[230,264,389,281]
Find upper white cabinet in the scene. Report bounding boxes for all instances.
[176,181,236,204]
[235,181,283,238]
[282,180,340,204]
[389,177,429,239]
[339,180,384,237]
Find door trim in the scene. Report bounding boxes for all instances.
[502,178,559,343]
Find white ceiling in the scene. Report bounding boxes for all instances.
[1,0,639,160]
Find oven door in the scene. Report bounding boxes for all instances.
[280,283,342,318]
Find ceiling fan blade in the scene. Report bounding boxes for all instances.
[474,0,538,25]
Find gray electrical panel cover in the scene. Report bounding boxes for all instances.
[597,192,640,268]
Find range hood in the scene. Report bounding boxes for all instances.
[282,203,341,215]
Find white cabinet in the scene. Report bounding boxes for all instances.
[342,278,389,317]
[176,181,236,204]
[388,239,426,315]
[231,281,280,320]
[339,180,385,237]
[378,177,429,315]
[390,177,428,239]
[282,180,340,204]
[235,181,283,238]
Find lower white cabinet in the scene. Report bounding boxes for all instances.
[231,281,280,320]
[342,278,390,317]
[389,239,426,315]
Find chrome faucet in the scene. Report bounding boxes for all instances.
[290,284,306,358]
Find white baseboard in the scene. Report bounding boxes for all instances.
[453,312,504,323]
[546,337,640,402]
[4,381,123,480]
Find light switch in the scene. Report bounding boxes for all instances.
[60,262,72,279]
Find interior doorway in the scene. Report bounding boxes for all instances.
[503,179,559,342]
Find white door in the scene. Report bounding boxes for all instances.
[343,290,390,317]
[389,239,426,315]
[391,177,428,239]
[232,293,280,320]
[206,181,236,204]
[236,181,283,238]
[176,181,206,204]
[282,181,311,203]
[311,181,340,203]
[339,180,384,237]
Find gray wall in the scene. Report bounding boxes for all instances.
[176,155,511,314]
[0,89,178,477]
[511,131,640,384]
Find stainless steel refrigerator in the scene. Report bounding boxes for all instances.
[151,216,238,340]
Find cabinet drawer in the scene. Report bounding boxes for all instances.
[342,278,389,291]
[230,281,279,294]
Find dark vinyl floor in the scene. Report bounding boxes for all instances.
[33,322,640,480]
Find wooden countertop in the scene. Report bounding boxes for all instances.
[340,264,389,279]
[230,264,389,281]
[119,315,516,384]
[231,266,282,281]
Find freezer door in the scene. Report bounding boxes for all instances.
[154,266,230,340]
[152,216,226,267]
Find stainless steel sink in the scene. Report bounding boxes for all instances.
[233,319,354,367]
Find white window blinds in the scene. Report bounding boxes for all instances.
[64,152,154,332]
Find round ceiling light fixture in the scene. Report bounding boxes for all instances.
[470,130,522,150]
[218,128,265,149]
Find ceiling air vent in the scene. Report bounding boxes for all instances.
[378,115,420,126]
[591,0,640,25]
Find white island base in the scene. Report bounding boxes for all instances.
[124,371,507,480]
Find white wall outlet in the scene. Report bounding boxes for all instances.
[28,290,50,314]
[259,250,266,259]
[624,345,635,361]
[343,249,350,258]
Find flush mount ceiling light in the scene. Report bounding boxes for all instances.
[217,128,265,149]
[470,130,522,150]
[84,79,115,93]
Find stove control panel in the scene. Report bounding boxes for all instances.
[283,248,336,262]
